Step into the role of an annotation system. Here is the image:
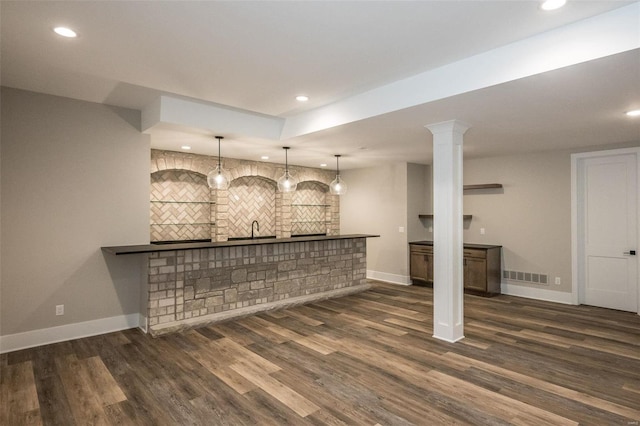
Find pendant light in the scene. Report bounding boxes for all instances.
[329,154,347,195]
[207,136,230,190]
[277,147,298,192]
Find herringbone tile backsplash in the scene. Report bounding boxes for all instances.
[150,170,211,241]
[292,181,328,235]
[150,149,340,241]
[228,176,276,238]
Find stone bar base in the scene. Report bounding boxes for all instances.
[149,283,370,337]
[145,238,368,335]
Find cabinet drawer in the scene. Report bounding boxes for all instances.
[463,249,486,259]
[410,245,433,255]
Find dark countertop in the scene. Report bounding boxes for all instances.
[102,234,380,255]
[409,240,502,250]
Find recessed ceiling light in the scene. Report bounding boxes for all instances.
[625,109,640,117]
[54,27,77,38]
[181,145,191,150]
[320,163,327,167]
[261,155,269,160]
[296,95,309,102]
[540,0,566,11]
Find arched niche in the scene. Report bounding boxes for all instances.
[227,176,277,238]
[150,169,212,242]
[291,181,331,236]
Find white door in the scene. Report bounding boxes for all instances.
[578,151,638,312]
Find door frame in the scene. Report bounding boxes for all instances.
[571,147,640,314]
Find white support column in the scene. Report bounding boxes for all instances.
[425,120,469,343]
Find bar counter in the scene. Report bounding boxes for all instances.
[102,234,378,255]
[102,234,378,336]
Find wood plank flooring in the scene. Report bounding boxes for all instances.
[2,282,640,425]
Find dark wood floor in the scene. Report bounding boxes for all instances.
[2,282,640,425]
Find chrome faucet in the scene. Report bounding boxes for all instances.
[251,220,259,239]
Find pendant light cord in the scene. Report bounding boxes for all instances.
[284,147,290,175]
[216,136,223,169]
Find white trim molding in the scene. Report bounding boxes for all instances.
[501,281,575,305]
[0,314,140,354]
[571,147,640,315]
[367,270,411,286]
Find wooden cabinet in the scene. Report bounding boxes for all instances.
[463,248,502,294]
[410,244,433,285]
[409,242,501,296]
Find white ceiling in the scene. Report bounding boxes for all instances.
[2,1,639,169]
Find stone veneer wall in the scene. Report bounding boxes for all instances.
[146,238,368,334]
[150,150,340,242]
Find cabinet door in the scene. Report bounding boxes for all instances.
[410,252,428,281]
[464,257,487,291]
[426,253,434,283]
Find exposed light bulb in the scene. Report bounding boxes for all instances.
[277,147,297,192]
[207,136,230,190]
[625,109,640,117]
[277,171,297,192]
[296,95,309,102]
[330,176,347,195]
[329,154,347,195]
[207,166,230,190]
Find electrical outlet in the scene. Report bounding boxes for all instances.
[398,226,405,233]
[480,227,485,235]
[554,277,561,285]
[56,304,64,316]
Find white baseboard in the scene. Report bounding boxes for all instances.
[367,270,411,286]
[501,281,575,305]
[138,314,148,334]
[0,314,140,354]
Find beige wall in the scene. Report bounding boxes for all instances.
[407,163,431,242]
[462,143,639,293]
[341,163,409,282]
[1,88,150,336]
[342,143,639,295]
[461,151,573,291]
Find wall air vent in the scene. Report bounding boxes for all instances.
[503,270,548,286]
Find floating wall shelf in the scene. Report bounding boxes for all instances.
[417,184,502,220]
[419,214,473,220]
[463,183,503,191]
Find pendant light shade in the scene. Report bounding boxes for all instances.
[277,147,297,192]
[329,154,347,195]
[207,136,230,190]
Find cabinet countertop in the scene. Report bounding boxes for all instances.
[103,234,379,255]
[409,241,502,250]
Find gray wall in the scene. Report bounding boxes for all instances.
[1,88,150,336]
[341,163,409,281]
